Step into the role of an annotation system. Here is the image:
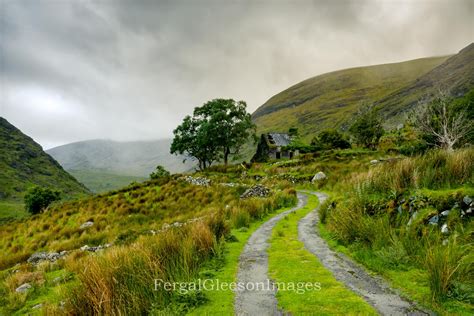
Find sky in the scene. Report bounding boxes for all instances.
[0,0,473,149]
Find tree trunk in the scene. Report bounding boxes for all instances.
[224,147,230,166]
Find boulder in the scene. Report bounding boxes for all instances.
[311,172,327,182]
[428,215,439,225]
[80,244,111,252]
[370,160,379,165]
[15,283,31,293]
[32,303,43,310]
[440,210,450,217]
[240,185,270,199]
[80,221,94,229]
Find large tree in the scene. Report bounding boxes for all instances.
[170,115,219,170]
[194,99,256,165]
[171,99,256,169]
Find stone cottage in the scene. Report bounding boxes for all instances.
[252,133,299,162]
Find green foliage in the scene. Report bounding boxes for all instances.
[150,165,170,180]
[171,99,256,169]
[349,107,384,149]
[24,186,61,214]
[312,129,351,150]
[0,117,89,202]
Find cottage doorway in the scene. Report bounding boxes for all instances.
[276,152,281,159]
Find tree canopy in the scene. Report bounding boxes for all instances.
[24,186,61,214]
[171,99,256,169]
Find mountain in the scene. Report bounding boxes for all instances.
[253,43,474,139]
[0,117,90,202]
[47,139,195,180]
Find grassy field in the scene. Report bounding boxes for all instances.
[0,201,28,224]
[68,169,147,193]
[268,193,377,314]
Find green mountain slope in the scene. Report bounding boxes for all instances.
[46,139,195,180]
[377,43,474,122]
[0,117,90,202]
[68,169,147,193]
[253,43,474,139]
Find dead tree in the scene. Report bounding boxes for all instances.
[414,92,471,151]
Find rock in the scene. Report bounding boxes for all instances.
[80,221,94,229]
[428,215,439,225]
[440,210,450,217]
[311,171,327,182]
[441,223,449,234]
[407,211,418,226]
[220,182,237,187]
[80,244,111,252]
[183,176,210,186]
[370,160,379,165]
[15,283,31,293]
[32,303,43,310]
[463,196,472,205]
[240,185,270,199]
[27,251,67,265]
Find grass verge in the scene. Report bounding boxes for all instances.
[189,204,296,315]
[268,193,377,315]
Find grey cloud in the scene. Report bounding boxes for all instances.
[0,0,472,149]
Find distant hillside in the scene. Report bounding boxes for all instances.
[253,43,474,139]
[0,117,90,202]
[47,139,195,179]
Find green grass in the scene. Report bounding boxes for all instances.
[0,201,28,223]
[253,56,450,139]
[68,169,147,193]
[0,117,90,202]
[268,193,377,314]
[319,222,474,315]
[189,204,296,315]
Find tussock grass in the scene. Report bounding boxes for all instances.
[322,148,474,313]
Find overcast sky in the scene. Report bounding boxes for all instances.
[0,0,472,149]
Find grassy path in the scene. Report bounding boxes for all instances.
[268,192,377,315]
[189,201,302,315]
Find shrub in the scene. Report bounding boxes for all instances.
[150,165,170,180]
[24,186,61,214]
[312,129,351,150]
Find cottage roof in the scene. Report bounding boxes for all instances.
[267,133,292,147]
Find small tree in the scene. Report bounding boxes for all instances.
[24,186,61,214]
[150,165,170,180]
[312,129,351,149]
[414,92,472,151]
[349,106,384,149]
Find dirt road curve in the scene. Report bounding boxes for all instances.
[298,191,431,316]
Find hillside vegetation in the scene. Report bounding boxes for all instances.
[253,43,474,139]
[0,118,89,221]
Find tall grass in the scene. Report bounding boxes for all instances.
[325,148,474,304]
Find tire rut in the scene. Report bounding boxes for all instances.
[298,191,432,316]
[234,193,307,316]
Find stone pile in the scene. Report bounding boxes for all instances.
[27,251,68,265]
[311,171,327,182]
[240,185,270,199]
[184,176,211,186]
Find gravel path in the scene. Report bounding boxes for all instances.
[298,191,431,316]
[234,193,307,316]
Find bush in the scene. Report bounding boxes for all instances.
[150,165,171,180]
[312,129,351,150]
[24,186,61,214]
